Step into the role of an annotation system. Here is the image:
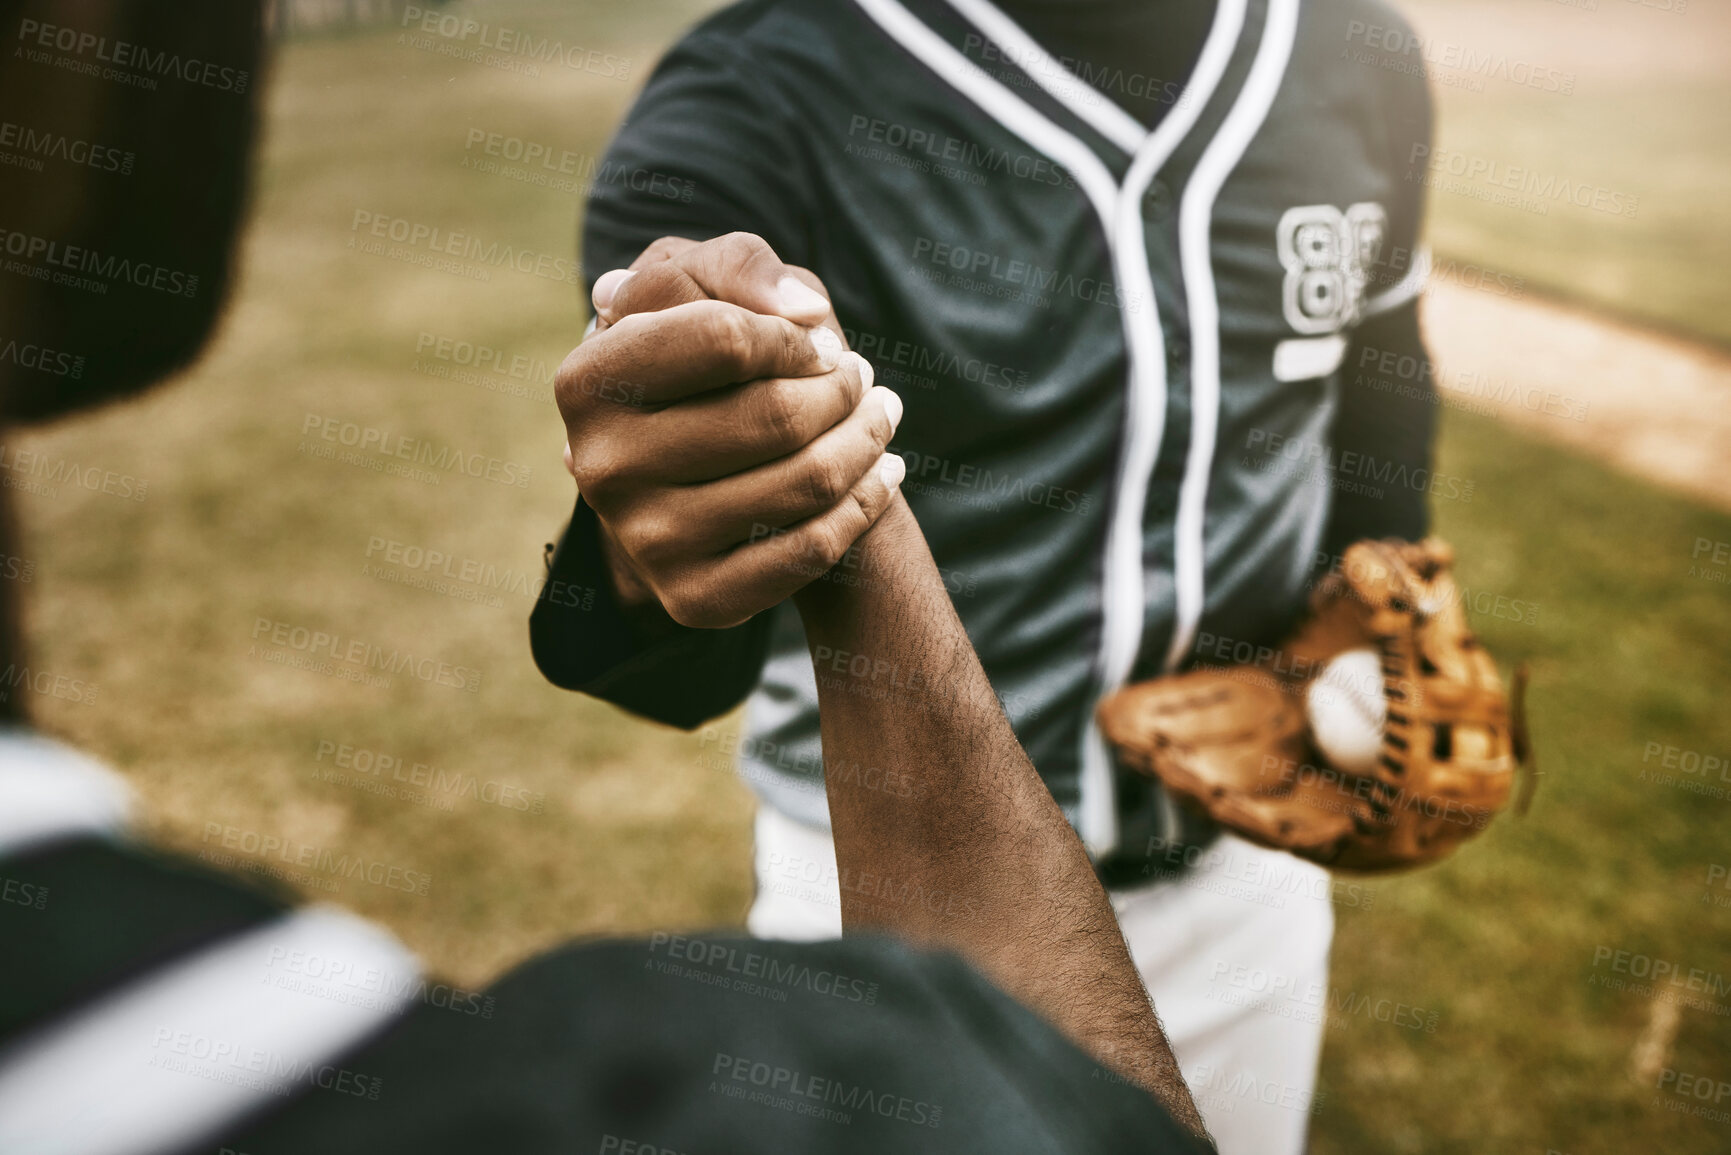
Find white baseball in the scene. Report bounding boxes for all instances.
[1305,647,1387,775]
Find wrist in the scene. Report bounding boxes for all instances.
[793,495,927,636]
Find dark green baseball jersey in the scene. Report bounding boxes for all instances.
[532,0,1438,860]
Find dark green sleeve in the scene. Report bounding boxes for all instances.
[529,497,774,729]
[1327,21,1436,554]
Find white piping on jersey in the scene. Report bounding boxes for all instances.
[0,905,419,1155]
[1363,244,1431,317]
[0,729,132,859]
[1084,0,1248,853]
[940,0,1147,154]
[852,0,1271,854]
[1164,0,1303,672]
[852,0,1122,232]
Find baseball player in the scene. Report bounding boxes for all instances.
[536,1,1439,1150]
[0,2,1212,1149]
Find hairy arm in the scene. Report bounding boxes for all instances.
[791,498,1207,1138]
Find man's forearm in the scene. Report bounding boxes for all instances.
[791,498,1206,1137]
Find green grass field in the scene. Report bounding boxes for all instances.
[15,2,1730,1151]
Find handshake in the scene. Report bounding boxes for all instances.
[555,232,907,627]
[553,237,1204,1135]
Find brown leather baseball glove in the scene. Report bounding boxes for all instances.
[1098,538,1534,872]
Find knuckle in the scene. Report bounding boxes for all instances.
[568,442,618,495]
[777,318,809,371]
[660,578,730,630]
[553,356,599,417]
[700,305,755,378]
[624,509,682,565]
[754,378,808,446]
[800,450,850,509]
[799,516,851,572]
[716,230,772,262]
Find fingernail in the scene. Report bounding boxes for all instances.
[877,386,903,433]
[592,268,633,313]
[778,275,829,317]
[809,324,842,370]
[878,453,906,490]
[851,352,875,390]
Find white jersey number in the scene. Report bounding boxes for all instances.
[1276,202,1387,336]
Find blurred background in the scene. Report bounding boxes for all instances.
[15,0,1731,1150]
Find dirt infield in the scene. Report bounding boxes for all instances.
[1421,279,1731,511]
